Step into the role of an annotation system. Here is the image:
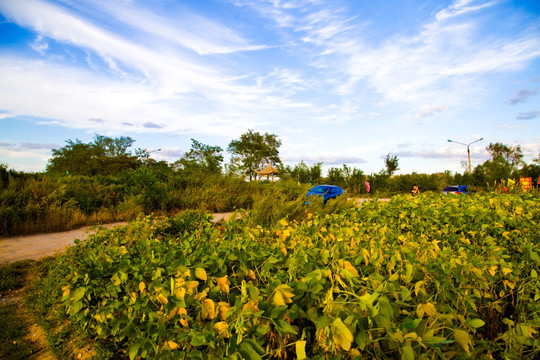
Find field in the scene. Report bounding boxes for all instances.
[21,193,540,359]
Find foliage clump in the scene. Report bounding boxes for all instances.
[32,194,540,359]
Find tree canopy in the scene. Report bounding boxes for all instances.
[227,129,282,180]
[46,134,139,176]
[384,153,400,176]
[174,139,223,174]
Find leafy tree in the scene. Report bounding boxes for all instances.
[46,134,140,176]
[278,161,322,184]
[479,142,524,183]
[486,142,524,171]
[342,165,365,194]
[175,139,223,174]
[227,129,282,180]
[327,166,346,187]
[93,134,135,157]
[384,153,399,176]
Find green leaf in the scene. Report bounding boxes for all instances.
[422,336,447,345]
[453,329,471,353]
[239,340,263,360]
[72,287,86,302]
[401,344,415,360]
[129,341,141,360]
[466,318,485,328]
[332,317,354,351]
[275,319,298,335]
[71,300,83,315]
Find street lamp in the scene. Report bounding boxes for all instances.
[148,148,161,155]
[447,138,483,174]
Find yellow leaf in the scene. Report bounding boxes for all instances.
[453,329,470,353]
[166,307,179,321]
[194,291,208,301]
[185,281,199,294]
[248,269,256,280]
[120,246,128,254]
[488,265,498,276]
[362,249,370,265]
[174,287,186,299]
[281,245,288,256]
[195,268,207,281]
[280,219,288,226]
[272,285,295,306]
[217,276,230,294]
[296,341,307,360]
[139,281,145,293]
[388,272,399,282]
[343,260,360,278]
[332,318,353,351]
[167,341,179,350]
[218,302,230,320]
[414,281,424,296]
[214,321,230,337]
[111,273,121,286]
[201,299,216,320]
[421,302,438,317]
[178,307,188,327]
[502,268,512,276]
[157,293,168,305]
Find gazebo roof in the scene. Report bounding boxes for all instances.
[254,164,279,175]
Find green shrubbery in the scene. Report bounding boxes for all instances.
[1,152,538,237]
[29,194,540,359]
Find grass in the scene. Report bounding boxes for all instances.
[0,260,43,360]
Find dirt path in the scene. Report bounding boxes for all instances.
[0,213,235,265]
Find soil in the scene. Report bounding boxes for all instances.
[0,213,234,265]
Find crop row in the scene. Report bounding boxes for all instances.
[43,194,539,359]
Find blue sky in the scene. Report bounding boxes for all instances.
[0,0,539,175]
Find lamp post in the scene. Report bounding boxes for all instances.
[447,138,483,174]
[143,148,161,165]
[148,148,161,155]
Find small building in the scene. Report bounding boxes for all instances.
[254,164,279,181]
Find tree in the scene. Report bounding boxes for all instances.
[479,142,524,183]
[227,129,282,180]
[486,142,523,173]
[46,134,140,175]
[175,139,223,174]
[384,153,399,176]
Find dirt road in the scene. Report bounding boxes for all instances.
[0,213,235,264]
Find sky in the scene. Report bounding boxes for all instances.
[0,0,539,175]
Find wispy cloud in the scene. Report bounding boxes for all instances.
[497,124,526,129]
[506,88,537,105]
[282,154,366,165]
[417,105,447,118]
[236,0,540,114]
[30,35,48,54]
[516,111,540,120]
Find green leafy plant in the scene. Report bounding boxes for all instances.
[31,193,539,359]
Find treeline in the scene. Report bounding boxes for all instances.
[1,132,539,237]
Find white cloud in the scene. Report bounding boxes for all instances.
[84,0,268,55]
[30,35,48,54]
[417,105,447,118]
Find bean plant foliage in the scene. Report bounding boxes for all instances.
[41,194,539,359]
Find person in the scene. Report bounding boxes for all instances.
[412,185,420,196]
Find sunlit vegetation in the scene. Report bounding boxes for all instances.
[27,194,540,359]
